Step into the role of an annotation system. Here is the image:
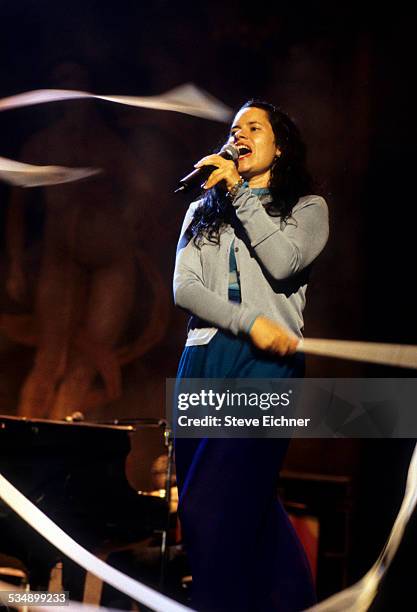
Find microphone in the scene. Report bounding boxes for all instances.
[174,142,239,194]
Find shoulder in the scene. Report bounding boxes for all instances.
[289,194,329,224]
[178,198,204,242]
[282,194,329,233]
[182,198,203,220]
[189,198,204,213]
[293,194,328,212]
[182,198,204,221]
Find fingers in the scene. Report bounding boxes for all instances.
[252,322,298,357]
[249,316,299,357]
[268,330,299,356]
[194,154,228,169]
[203,166,241,190]
[194,155,240,190]
[270,340,292,356]
[203,168,225,190]
[257,335,295,356]
[282,336,299,355]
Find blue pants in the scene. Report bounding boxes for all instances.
[175,330,316,612]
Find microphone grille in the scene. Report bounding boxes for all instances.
[219,142,239,161]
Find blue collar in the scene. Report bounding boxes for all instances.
[251,187,271,195]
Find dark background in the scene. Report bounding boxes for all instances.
[0,0,415,600]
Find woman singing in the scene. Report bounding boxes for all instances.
[173,100,329,612]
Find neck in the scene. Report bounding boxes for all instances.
[247,170,271,189]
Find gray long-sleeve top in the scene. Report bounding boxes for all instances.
[173,184,329,340]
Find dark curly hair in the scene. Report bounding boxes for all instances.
[190,100,314,247]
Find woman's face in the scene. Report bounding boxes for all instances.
[229,106,280,187]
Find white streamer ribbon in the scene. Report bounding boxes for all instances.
[0,473,192,612]
[0,83,232,122]
[0,83,231,187]
[307,441,417,611]
[298,338,417,370]
[0,156,101,187]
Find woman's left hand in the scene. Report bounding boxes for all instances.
[194,154,241,191]
[249,316,299,356]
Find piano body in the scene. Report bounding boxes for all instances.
[0,415,166,593]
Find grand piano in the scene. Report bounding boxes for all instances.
[0,415,167,595]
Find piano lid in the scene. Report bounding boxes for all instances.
[0,415,167,577]
[0,414,135,432]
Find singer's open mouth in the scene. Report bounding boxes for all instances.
[238,145,252,158]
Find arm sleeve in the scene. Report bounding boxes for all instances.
[173,202,262,336]
[232,186,329,280]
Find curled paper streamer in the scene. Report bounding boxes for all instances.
[0,156,101,187]
[298,338,417,370]
[0,84,231,186]
[306,442,417,611]
[0,473,193,612]
[0,83,233,122]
